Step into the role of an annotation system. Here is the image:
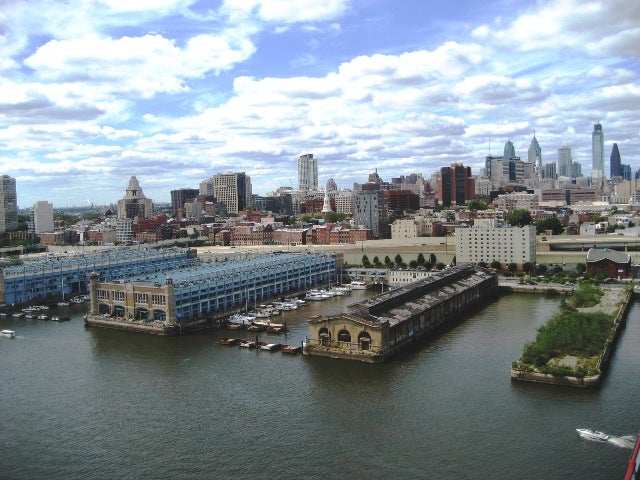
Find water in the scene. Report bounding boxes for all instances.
[1,292,638,479]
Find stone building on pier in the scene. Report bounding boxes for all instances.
[304,265,497,363]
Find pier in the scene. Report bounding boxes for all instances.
[303,265,498,362]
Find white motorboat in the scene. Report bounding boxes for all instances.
[576,428,609,442]
[1,329,16,338]
[349,280,368,290]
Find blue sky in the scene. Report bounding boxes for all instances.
[1,0,639,208]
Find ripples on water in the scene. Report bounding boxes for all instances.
[1,293,639,479]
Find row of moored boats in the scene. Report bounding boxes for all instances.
[218,338,302,354]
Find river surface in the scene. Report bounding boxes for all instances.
[1,291,638,479]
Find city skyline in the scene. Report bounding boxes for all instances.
[1,0,639,208]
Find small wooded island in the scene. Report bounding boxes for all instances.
[511,282,633,387]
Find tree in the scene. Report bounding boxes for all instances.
[362,255,370,267]
[436,262,446,270]
[576,263,586,274]
[395,254,403,266]
[409,260,418,268]
[429,253,436,265]
[373,256,382,267]
[508,209,533,227]
[490,260,502,271]
[467,199,488,211]
[417,253,425,266]
[523,262,533,276]
[535,216,563,235]
[478,261,488,269]
[508,263,518,274]
[384,256,393,267]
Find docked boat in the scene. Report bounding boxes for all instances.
[1,329,16,338]
[281,345,302,354]
[238,340,257,349]
[349,280,368,290]
[37,314,49,320]
[576,428,609,442]
[218,338,241,346]
[260,343,282,352]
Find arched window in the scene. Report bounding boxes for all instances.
[319,327,330,346]
[358,331,372,350]
[337,329,351,343]
[98,304,110,315]
[113,305,125,317]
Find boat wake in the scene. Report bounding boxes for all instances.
[607,435,636,449]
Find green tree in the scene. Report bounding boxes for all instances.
[508,262,518,274]
[384,256,393,267]
[394,254,403,266]
[490,260,502,271]
[523,262,533,276]
[409,260,418,268]
[417,253,425,266]
[576,263,586,275]
[436,262,446,270]
[467,199,488,211]
[429,253,436,265]
[478,261,488,268]
[508,209,533,227]
[535,216,564,235]
[362,255,370,267]
[373,256,382,267]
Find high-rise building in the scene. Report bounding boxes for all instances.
[32,201,54,234]
[557,144,573,177]
[438,164,475,206]
[297,154,318,191]
[117,175,153,220]
[542,163,557,180]
[0,175,18,233]
[170,188,199,217]
[210,172,252,214]
[528,134,542,174]
[592,122,604,178]
[610,143,621,178]
[354,190,384,238]
[503,140,516,160]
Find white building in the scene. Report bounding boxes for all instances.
[200,172,252,214]
[297,153,318,191]
[32,201,54,234]
[494,193,538,212]
[455,220,536,267]
[334,190,354,215]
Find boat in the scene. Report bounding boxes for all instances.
[1,329,16,338]
[349,280,368,290]
[57,301,70,307]
[238,340,257,349]
[281,345,302,354]
[37,314,49,320]
[51,315,70,322]
[260,343,282,352]
[576,428,610,442]
[218,338,241,346]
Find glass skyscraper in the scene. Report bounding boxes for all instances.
[297,153,318,191]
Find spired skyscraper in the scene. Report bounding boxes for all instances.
[592,122,604,178]
[609,143,622,178]
[297,153,318,191]
[528,134,542,174]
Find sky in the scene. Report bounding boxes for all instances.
[1,0,639,208]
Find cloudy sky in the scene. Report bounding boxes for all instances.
[1,0,639,208]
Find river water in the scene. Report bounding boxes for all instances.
[1,291,638,479]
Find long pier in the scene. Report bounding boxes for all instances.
[303,265,498,363]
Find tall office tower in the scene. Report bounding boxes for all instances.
[609,143,621,178]
[504,140,516,159]
[117,175,153,220]
[571,161,582,178]
[297,153,318,191]
[438,164,475,206]
[0,175,18,233]
[32,201,54,234]
[170,188,199,217]
[212,172,252,214]
[528,134,542,173]
[557,144,573,177]
[592,122,604,178]
[542,163,557,180]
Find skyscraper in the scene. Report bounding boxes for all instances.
[592,122,604,178]
[504,140,516,159]
[528,134,542,173]
[438,164,474,206]
[609,143,621,178]
[297,153,318,191]
[212,172,252,214]
[557,144,573,177]
[0,175,18,233]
